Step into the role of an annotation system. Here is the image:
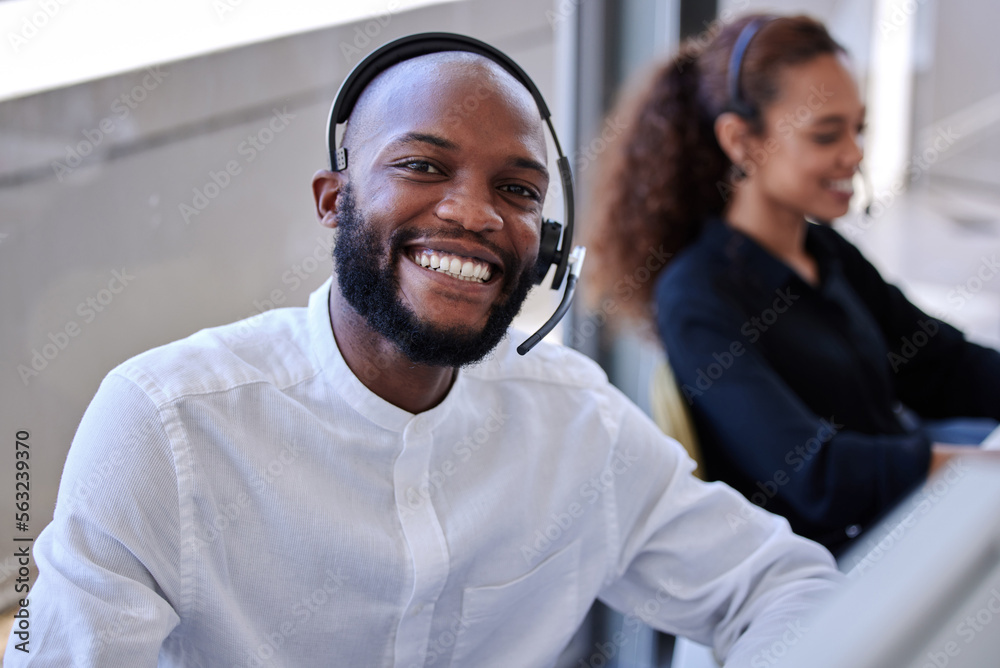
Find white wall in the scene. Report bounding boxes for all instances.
[918,0,1000,192]
[0,0,561,606]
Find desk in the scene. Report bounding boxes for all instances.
[776,462,1000,668]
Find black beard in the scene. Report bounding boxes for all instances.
[332,184,536,368]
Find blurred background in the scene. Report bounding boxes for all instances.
[1,0,999,665]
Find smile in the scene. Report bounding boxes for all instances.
[409,248,494,283]
[824,178,854,195]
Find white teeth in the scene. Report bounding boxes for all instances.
[827,178,853,193]
[411,250,493,283]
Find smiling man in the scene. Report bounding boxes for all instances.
[318,52,547,410]
[7,43,841,667]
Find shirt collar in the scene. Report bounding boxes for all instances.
[307,277,464,433]
[703,217,841,295]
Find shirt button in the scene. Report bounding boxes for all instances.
[412,604,424,616]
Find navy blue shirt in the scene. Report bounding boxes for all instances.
[655,218,1000,552]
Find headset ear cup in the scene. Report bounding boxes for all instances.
[534,220,562,286]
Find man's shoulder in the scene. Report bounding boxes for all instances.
[109,304,316,407]
[464,330,609,392]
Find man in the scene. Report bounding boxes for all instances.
[6,46,840,667]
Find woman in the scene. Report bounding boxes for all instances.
[585,14,1000,553]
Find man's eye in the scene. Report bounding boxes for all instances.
[402,161,442,174]
[501,184,540,200]
[813,133,839,145]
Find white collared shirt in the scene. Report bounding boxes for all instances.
[6,278,840,667]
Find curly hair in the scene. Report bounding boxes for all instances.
[583,13,844,325]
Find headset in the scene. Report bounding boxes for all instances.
[326,32,585,356]
[726,16,772,120]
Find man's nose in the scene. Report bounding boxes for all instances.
[434,180,503,232]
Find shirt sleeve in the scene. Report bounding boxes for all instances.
[4,373,182,667]
[831,231,1000,421]
[658,294,932,535]
[597,396,843,667]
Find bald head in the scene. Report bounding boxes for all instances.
[341,52,545,165]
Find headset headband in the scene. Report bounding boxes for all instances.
[330,33,550,128]
[325,32,584,355]
[727,17,773,119]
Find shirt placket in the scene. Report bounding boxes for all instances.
[393,414,451,667]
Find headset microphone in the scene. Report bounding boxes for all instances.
[857,164,873,216]
[326,32,584,356]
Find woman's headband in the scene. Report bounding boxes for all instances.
[726,17,774,118]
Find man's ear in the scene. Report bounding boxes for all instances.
[714,112,751,166]
[312,170,347,229]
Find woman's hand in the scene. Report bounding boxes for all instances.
[929,443,1000,478]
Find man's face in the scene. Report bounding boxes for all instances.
[332,57,550,367]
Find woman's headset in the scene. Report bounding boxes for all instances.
[326,32,585,355]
